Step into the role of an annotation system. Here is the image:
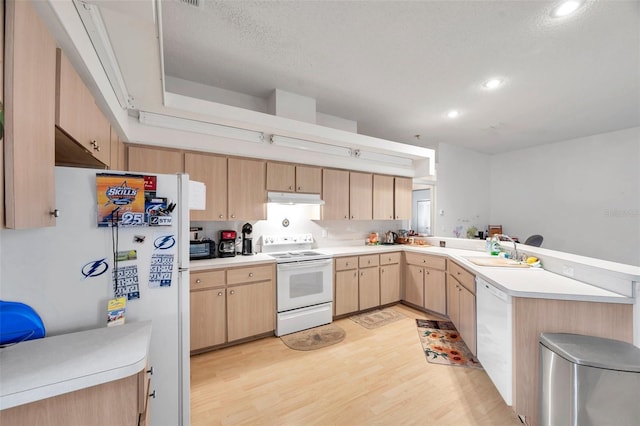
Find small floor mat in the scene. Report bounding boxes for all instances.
[349,308,406,329]
[416,319,482,369]
[280,323,346,351]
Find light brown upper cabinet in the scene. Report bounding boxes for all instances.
[228,158,266,220]
[55,49,110,167]
[373,174,394,220]
[394,177,412,220]
[185,152,227,221]
[322,169,350,220]
[109,127,125,171]
[349,172,373,220]
[4,0,57,229]
[266,162,321,194]
[127,145,184,175]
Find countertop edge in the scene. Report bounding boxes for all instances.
[196,245,634,304]
[0,321,152,410]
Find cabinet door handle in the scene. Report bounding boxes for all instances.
[217,291,223,296]
[360,272,364,276]
[195,279,201,284]
[381,269,385,273]
[219,214,224,219]
[426,271,430,275]
[353,272,357,278]
[229,290,235,295]
[149,390,156,399]
[146,366,154,375]
[289,185,293,190]
[297,186,301,191]
[50,209,60,217]
[231,214,236,218]
[351,215,354,219]
[249,272,254,278]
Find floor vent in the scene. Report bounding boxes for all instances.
[180,0,200,7]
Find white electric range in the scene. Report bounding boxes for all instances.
[262,234,333,336]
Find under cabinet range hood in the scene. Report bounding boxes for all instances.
[267,192,325,205]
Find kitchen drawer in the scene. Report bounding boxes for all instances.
[379,252,401,265]
[227,264,273,285]
[190,270,226,290]
[448,260,475,293]
[405,252,446,270]
[359,254,379,268]
[335,256,358,271]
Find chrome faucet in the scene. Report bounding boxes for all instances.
[496,234,518,261]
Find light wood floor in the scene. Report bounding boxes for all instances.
[190,304,521,426]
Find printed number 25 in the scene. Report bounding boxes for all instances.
[121,212,144,226]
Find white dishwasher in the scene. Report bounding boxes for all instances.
[476,277,513,406]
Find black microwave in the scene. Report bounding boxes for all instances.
[190,240,216,260]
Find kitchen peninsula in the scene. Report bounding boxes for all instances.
[190,239,637,426]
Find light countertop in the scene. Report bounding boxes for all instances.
[193,244,632,305]
[190,253,276,271]
[328,245,633,304]
[0,321,152,410]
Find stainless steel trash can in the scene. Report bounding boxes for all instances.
[539,333,640,426]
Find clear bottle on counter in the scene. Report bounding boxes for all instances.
[490,235,501,256]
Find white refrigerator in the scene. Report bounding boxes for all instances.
[0,167,191,425]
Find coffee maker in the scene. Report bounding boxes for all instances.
[241,223,253,256]
[218,230,237,258]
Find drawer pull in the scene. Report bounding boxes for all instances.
[195,279,201,284]
[217,291,223,296]
[367,260,371,265]
[229,290,235,295]
[249,272,254,277]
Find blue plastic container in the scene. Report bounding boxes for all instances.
[0,300,46,345]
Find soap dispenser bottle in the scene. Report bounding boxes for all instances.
[490,235,501,256]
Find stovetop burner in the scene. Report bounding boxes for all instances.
[261,234,332,263]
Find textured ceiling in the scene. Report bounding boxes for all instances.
[160,0,640,154]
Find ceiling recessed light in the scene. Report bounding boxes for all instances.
[551,1,582,17]
[483,78,503,89]
[447,110,460,119]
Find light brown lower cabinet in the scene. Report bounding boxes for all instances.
[358,255,380,310]
[334,257,359,316]
[380,252,401,305]
[446,260,476,355]
[404,252,447,314]
[0,369,151,425]
[334,252,401,316]
[190,264,275,353]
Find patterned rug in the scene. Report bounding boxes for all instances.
[349,308,406,329]
[280,324,346,351]
[416,319,482,369]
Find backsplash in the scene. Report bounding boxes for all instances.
[191,203,410,252]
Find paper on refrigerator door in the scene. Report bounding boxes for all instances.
[189,180,206,210]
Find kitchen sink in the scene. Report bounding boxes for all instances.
[464,256,533,268]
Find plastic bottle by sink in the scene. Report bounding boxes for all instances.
[490,235,501,256]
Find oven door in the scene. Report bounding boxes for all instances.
[277,258,333,312]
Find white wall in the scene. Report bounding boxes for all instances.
[435,143,491,238]
[489,127,640,266]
